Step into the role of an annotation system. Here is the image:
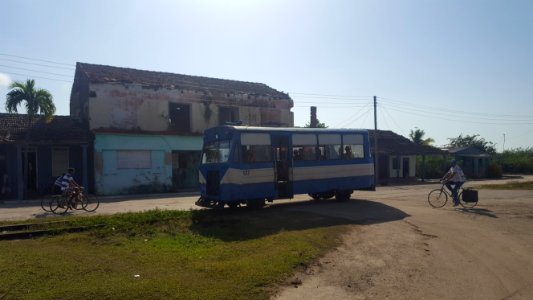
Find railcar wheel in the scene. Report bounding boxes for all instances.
[309,193,321,201]
[309,192,335,201]
[227,202,239,209]
[321,192,335,200]
[247,199,265,209]
[335,190,351,201]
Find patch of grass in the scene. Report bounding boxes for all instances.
[0,208,351,299]
[476,181,533,190]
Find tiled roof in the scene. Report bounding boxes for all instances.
[76,62,291,100]
[0,113,91,143]
[369,130,445,155]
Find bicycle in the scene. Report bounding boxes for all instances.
[41,194,63,212]
[49,187,100,215]
[427,182,478,208]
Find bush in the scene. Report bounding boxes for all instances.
[486,161,503,178]
[496,148,533,174]
[416,155,449,179]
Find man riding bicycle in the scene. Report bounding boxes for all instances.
[53,167,81,195]
[441,159,466,207]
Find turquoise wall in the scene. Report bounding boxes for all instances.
[95,134,202,151]
[94,133,202,195]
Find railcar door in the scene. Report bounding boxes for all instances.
[272,135,293,198]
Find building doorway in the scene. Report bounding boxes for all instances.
[402,157,410,178]
[22,149,37,192]
[171,151,201,190]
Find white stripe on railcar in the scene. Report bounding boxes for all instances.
[219,163,374,185]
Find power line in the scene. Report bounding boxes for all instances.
[0,57,75,70]
[0,64,72,78]
[295,100,369,105]
[385,105,533,125]
[379,96,533,120]
[334,102,373,128]
[291,92,372,99]
[382,100,533,124]
[380,104,405,133]
[0,53,73,67]
[378,104,393,131]
[1,70,73,83]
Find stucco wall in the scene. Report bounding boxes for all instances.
[94,133,202,195]
[388,155,416,178]
[87,83,293,133]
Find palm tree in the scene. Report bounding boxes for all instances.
[409,127,435,182]
[5,79,56,198]
[409,127,435,146]
[6,79,56,122]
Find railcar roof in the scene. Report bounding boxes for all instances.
[212,125,368,133]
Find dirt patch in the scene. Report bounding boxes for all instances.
[274,219,433,299]
[273,185,533,300]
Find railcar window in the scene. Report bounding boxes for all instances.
[201,140,231,164]
[319,134,342,160]
[343,134,365,159]
[292,146,317,160]
[241,145,271,163]
[240,133,272,163]
[292,134,317,161]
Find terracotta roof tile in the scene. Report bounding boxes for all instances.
[77,62,291,100]
[0,113,91,143]
[369,130,444,155]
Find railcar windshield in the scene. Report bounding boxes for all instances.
[201,139,232,164]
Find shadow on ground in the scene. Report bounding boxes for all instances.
[457,207,498,218]
[190,198,409,242]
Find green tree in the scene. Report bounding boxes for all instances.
[5,79,56,198]
[447,134,496,155]
[6,79,56,122]
[409,127,435,146]
[304,119,328,128]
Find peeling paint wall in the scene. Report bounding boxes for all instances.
[94,133,202,195]
[87,83,293,132]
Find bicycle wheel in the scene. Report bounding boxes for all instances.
[459,191,478,208]
[41,195,53,212]
[82,194,100,212]
[428,189,448,208]
[70,195,85,210]
[50,197,69,215]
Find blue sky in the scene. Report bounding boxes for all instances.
[1,0,532,151]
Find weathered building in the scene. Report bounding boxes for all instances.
[0,113,93,200]
[448,147,490,178]
[70,63,293,195]
[369,130,445,184]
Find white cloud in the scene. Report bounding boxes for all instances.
[0,73,12,87]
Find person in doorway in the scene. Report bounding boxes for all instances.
[53,168,81,195]
[441,159,466,206]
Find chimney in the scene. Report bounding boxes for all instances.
[310,106,318,128]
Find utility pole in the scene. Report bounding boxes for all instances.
[374,96,378,185]
[503,133,506,152]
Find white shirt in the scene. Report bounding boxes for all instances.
[449,165,466,182]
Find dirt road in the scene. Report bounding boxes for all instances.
[1,178,533,299]
[274,181,533,300]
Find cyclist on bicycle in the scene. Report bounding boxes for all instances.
[53,167,81,195]
[441,159,466,206]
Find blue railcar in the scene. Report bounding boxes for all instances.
[196,126,375,208]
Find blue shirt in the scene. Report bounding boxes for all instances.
[54,173,74,191]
